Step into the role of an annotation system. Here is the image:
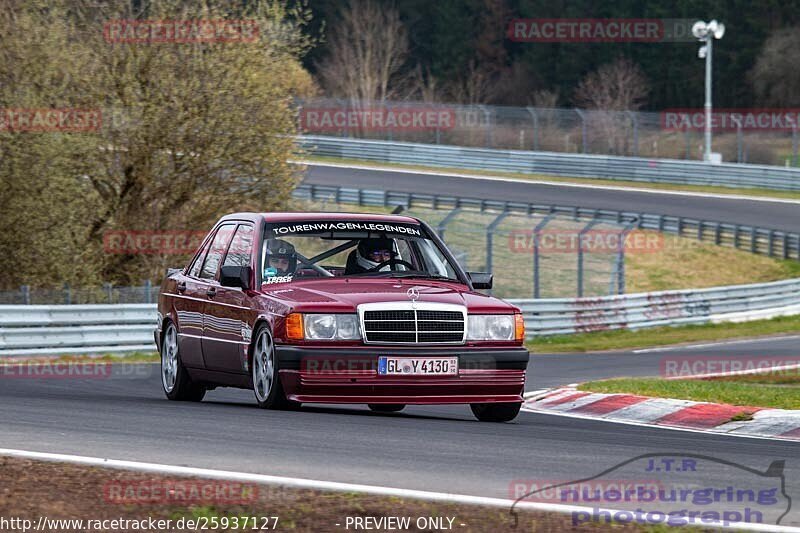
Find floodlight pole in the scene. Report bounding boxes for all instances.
[703,36,713,162]
[694,19,724,162]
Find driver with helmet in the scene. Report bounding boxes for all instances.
[349,237,399,274]
[264,239,297,279]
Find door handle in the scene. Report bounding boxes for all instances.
[177,281,186,293]
[206,287,217,298]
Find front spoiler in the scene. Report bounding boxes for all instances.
[276,345,529,404]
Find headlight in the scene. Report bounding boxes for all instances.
[467,315,515,341]
[303,314,361,340]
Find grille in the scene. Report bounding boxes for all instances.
[362,305,465,344]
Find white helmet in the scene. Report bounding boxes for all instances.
[356,237,396,271]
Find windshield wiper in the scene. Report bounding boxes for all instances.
[383,271,456,281]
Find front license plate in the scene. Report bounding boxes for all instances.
[377,356,458,376]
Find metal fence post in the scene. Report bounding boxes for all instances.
[684,129,691,159]
[21,285,30,305]
[626,111,638,156]
[436,207,461,240]
[526,107,539,151]
[64,283,71,305]
[793,124,799,167]
[485,212,510,295]
[732,116,743,163]
[104,282,113,303]
[613,218,639,295]
[533,214,556,298]
[144,279,152,304]
[479,105,492,148]
[574,108,588,153]
[577,220,602,297]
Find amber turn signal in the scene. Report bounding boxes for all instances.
[286,313,304,340]
[514,313,525,342]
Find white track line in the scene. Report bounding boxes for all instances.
[0,447,795,532]
[294,159,800,205]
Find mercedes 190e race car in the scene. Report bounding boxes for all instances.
[155,212,529,422]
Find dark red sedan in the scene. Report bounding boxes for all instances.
[155,212,529,422]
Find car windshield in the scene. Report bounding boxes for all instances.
[260,219,460,285]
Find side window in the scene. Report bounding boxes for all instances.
[222,225,254,268]
[199,224,235,280]
[188,234,214,278]
[394,239,415,271]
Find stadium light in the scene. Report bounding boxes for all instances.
[692,20,725,163]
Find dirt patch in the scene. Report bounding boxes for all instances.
[0,456,659,532]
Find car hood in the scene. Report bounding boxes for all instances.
[258,278,517,313]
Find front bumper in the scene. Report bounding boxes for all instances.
[276,345,529,405]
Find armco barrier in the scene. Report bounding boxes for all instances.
[1,279,799,356]
[0,304,156,356]
[512,278,800,336]
[299,135,800,191]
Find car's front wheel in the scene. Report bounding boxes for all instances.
[470,402,521,422]
[368,404,405,413]
[161,321,206,402]
[251,325,296,410]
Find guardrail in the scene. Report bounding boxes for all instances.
[513,278,800,336]
[2,278,799,356]
[299,135,800,192]
[293,184,800,260]
[0,304,156,356]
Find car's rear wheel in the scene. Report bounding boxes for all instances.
[368,404,405,413]
[470,402,521,422]
[161,321,205,402]
[252,325,296,410]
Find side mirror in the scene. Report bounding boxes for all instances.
[220,265,251,290]
[467,272,493,290]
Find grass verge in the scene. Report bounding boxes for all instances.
[299,155,800,202]
[526,314,800,353]
[579,373,800,410]
[0,352,159,364]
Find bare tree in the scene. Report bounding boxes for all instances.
[751,27,800,106]
[574,57,649,111]
[315,0,409,103]
[447,60,495,105]
[532,89,559,109]
[573,58,649,155]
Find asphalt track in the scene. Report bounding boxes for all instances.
[2,336,799,526]
[3,166,799,527]
[303,163,800,233]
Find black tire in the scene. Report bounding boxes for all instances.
[368,404,405,413]
[470,402,521,422]
[251,324,298,410]
[161,321,206,402]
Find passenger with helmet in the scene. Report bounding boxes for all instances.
[264,239,297,279]
[346,237,399,274]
